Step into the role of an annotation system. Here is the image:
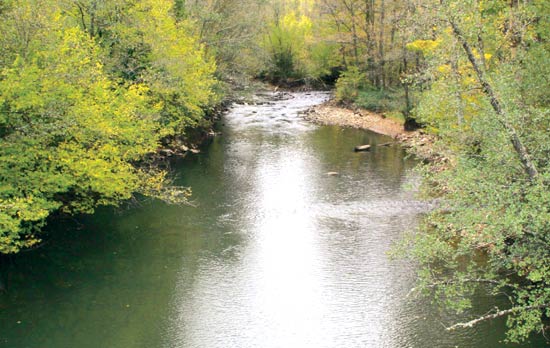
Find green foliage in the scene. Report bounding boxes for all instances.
[258,1,342,84]
[0,0,219,254]
[355,89,406,114]
[177,0,270,79]
[404,0,550,342]
[101,0,218,135]
[305,41,341,79]
[263,10,313,80]
[334,67,367,103]
[334,67,405,114]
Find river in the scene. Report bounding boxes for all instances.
[0,92,545,347]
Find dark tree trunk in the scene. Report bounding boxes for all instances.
[450,19,539,181]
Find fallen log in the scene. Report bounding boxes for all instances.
[354,145,371,152]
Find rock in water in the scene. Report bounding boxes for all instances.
[326,172,339,176]
[354,145,371,152]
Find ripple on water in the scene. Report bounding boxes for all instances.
[164,92,458,348]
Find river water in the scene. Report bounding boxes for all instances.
[0,92,545,347]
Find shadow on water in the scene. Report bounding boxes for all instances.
[0,150,246,348]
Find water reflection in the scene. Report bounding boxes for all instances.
[166,93,431,348]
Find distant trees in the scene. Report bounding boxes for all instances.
[0,0,217,254]
[263,3,314,81]
[174,0,418,88]
[256,0,339,84]
[315,0,421,88]
[251,0,424,119]
[175,0,269,78]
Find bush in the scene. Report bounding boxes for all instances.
[335,67,367,103]
[335,67,406,118]
[355,88,405,114]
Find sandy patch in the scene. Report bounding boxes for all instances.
[302,101,407,138]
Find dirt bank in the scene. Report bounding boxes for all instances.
[303,100,406,138]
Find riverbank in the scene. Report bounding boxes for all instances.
[303,100,404,137]
[302,99,448,165]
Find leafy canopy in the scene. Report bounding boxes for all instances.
[0,0,217,254]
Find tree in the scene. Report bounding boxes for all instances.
[66,0,218,135]
[263,6,313,81]
[175,0,270,78]
[401,0,550,342]
[0,0,218,254]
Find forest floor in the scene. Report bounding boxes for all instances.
[302,99,448,166]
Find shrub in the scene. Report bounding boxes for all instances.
[335,66,366,103]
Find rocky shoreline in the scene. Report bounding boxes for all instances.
[159,89,449,167]
[302,99,449,166]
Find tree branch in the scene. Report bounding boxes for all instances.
[446,304,549,331]
[407,278,501,298]
[448,18,539,182]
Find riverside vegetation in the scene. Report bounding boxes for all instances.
[1,0,550,344]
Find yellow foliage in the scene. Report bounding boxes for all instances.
[0,0,217,254]
[127,0,217,134]
[437,64,452,75]
[406,39,441,54]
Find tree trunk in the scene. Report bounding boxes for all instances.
[450,55,465,125]
[449,19,539,181]
[378,0,386,89]
[350,3,359,65]
[402,43,412,116]
[364,0,375,84]
[447,304,549,331]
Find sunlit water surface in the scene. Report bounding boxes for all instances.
[0,92,546,347]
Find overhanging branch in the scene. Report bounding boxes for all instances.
[447,304,549,331]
